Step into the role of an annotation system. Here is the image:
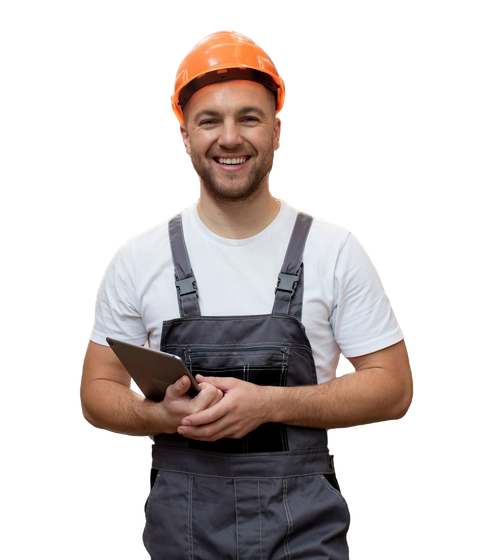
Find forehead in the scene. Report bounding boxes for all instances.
[183,80,275,122]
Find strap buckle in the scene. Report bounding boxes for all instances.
[275,269,300,297]
[175,276,198,297]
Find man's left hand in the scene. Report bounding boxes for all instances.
[177,375,272,441]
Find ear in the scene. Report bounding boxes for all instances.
[273,118,281,151]
[180,123,191,155]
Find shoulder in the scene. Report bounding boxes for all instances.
[291,206,380,288]
[119,219,170,258]
[280,201,351,250]
[302,212,354,267]
[109,205,197,266]
[105,206,203,291]
[308,216,351,248]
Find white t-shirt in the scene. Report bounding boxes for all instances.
[90,201,403,384]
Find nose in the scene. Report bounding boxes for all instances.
[217,118,242,149]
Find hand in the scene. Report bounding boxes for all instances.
[161,375,223,433]
[177,375,273,441]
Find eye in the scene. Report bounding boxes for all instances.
[241,116,259,124]
[199,119,217,127]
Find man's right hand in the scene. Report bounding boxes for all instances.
[81,341,223,437]
[160,375,224,433]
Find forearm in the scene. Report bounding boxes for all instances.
[266,366,412,430]
[178,341,412,440]
[81,379,173,436]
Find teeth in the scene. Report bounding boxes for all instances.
[217,157,247,165]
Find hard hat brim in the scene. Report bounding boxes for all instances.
[176,67,282,115]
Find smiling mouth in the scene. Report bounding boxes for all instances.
[214,156,250,165]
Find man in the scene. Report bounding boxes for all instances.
[81,31,413,559]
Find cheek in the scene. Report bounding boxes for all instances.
[189,133,215,157]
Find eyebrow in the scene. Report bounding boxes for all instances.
[236,106,267,118]
[193,106,267,123]
[193,109,222,122]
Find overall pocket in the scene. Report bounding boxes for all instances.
[185,346,291,453]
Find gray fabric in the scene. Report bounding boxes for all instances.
[169,214,201,318]
[143,466,350,559]
[272,212,313,320]
[144,211,350,559]
[169,212,312,322]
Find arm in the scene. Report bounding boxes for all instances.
[271,338,412,428]
[81,340,223,437]
[177,340,412,441]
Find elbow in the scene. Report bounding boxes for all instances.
[81,405,110,431]
[391,396,412,420]
[80,388,104,430]
[81,401,100,429]
[81,403,97,427]
[390,378,413,420]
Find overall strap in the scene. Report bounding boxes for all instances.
[168,214,201,318]
[272,212,313,320]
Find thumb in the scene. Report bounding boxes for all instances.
[166,375,191,398]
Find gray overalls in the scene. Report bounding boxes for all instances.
[143,213,350,559]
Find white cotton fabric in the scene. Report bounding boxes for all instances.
[90,201,403,384]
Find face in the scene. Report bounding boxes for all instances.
[180,80,281,203]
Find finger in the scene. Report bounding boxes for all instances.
[182,397,228,427]
[178,417,229,441]
[195,375,237,392]
[195,384,223,409]
[179,415,239,441]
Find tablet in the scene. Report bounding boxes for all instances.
[106,337,200,400]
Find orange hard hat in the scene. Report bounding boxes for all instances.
[172,31,285,124]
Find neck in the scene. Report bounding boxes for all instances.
[197,187,281,239]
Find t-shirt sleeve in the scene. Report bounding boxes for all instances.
[90,242,148,347]
[330,233,403,358]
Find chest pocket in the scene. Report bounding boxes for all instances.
[186,345,289,384]
[184,345,291,453]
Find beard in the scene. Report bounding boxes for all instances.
[190,148,275,203]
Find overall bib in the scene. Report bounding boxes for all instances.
[143,213,350,559]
